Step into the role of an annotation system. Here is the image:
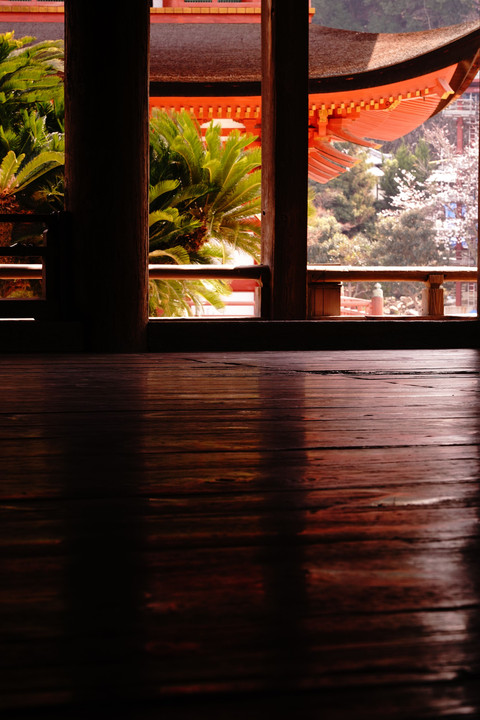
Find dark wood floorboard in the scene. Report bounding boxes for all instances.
[1,350,479,719]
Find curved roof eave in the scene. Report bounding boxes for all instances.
[149,21,480,99]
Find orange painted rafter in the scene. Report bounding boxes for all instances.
[308,148,359,175]
[150,6,262,25]
[312,142,358,168]
[149,95,262,133]
[151,64,459,183]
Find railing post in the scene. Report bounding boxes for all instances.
[422,273,445,316]
[41,227,48,303]
[308,281,342,318]
[370,283,384,316]
[45,212,71,321]
[254,282,262,317]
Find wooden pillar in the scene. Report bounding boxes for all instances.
[65,1,150,351]
[422,274,445,316]
[261,0,309,319]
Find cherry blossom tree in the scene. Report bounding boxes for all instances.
[380,126,478,267]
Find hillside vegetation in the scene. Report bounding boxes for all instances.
[311,0,480,32]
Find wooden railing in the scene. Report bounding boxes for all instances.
[149,264,478,317]
[308,266,478,317]
[148,264,266,281]
[1,258,477,319]
[0,213,68,320]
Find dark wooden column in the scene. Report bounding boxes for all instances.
[64,2,150,351]
[261,0,309,320]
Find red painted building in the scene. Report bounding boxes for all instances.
[1,1,479,183]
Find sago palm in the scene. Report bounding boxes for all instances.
[0,33,65,297]
[0,32,64,132]
[148,183,231,316]
[0,108,64,159]
[149,110,261,316]
[0,149,64,214]
[0,149,64,296]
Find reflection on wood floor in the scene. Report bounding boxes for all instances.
[1,350,480,719]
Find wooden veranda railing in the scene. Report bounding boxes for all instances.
[307,265,478,317]
[150,264,478,317]
[1,243,477,319]
[0,213,69,320]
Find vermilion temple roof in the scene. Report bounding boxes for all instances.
[148,20,480,182]
[1,17,480,181]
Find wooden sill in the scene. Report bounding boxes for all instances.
[147,317,480,351]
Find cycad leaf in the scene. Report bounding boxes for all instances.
[149,245,191,265]
[149,179,180,205]
[0,150,24,191]
[149,207,180,227]
[15,150,64,192]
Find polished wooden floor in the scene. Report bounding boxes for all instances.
[1,350,480,719]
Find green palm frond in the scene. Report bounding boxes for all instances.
[196,241,233,264]
[221,198,262,222]
[149,277,230,317]
[0,149,23,191]
[15,150,64,192]
[0,147,64,206]
[149,179,180,206]
[170,135,204,186]
[149,245,191,265]
[171,183,213,209]
[204,122,222,160]
[210,173,262,217]
[0,34,64,134]
[202,157,222,184]
[0,125,18,156]
[149,215,204,252]
[149,208,181,227]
